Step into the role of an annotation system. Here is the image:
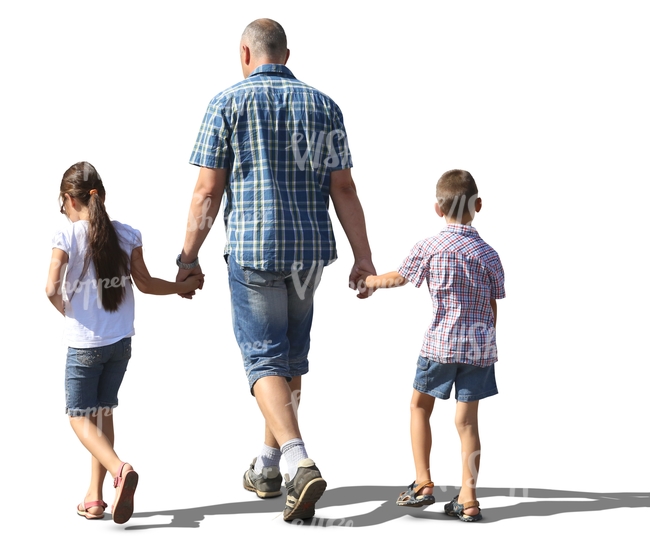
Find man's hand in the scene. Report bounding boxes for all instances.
[348,258,376,299]
[176,264,204,299]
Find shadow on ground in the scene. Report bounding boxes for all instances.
[121,486,650,529]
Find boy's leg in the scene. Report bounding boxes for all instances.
[455,400,480,516]
[410,389,435,494]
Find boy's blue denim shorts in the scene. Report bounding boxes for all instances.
[227,256,321,394]
[65,337,131,417]
[413,356,498,402]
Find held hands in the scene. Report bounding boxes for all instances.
[348,258,376,299]
[176,264,204,299]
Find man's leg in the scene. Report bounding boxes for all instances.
[254,375,301,472]
[260,375,301,448]
[253,375,306,474]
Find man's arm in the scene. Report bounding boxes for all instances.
[329,168,375,298]
[176,167,228,297]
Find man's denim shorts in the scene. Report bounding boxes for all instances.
[65,337,131,417]
[227,256,321,393]
[413,356,498,402]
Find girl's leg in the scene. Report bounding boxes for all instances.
[69,410,132,484]
[455,400,480,516]
[82,409,114,515]
[410,389,435,494]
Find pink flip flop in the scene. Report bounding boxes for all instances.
[77,500,108,520]
[111,462,138,524]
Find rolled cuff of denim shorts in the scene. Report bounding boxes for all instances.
[247,358,309,392]
[66,404,118,417]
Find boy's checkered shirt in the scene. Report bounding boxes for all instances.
[398,224,505,367]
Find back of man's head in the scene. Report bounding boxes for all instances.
[242,18,288,62]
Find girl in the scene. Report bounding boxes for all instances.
[46,162,203,524]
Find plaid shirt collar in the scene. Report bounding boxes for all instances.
[249,64,296,79]
[442,223,478,237]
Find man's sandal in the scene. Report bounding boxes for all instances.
[77,500,108,520]
[444,495,482,522]
[396,481,435,507]
[111,462,139,524]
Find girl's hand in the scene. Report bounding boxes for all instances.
[176,264,203,299]
[184,273,205,293]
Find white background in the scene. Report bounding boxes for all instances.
[1,1,648,550]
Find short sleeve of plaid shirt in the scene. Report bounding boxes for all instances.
[397,239,431,288]
[189,94,232,169]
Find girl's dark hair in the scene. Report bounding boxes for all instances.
[60,162,130,312]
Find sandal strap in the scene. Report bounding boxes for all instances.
[413,481,434,495]
[82,500,108,510]
[113,462,128,488]
[463,500,480,509]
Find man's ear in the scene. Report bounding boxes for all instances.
[434,203,444,218]
[241,44,251,65]
[284,48,290,64]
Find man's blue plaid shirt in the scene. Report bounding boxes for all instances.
[190,64,353,271]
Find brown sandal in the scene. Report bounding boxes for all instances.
[444,495,483,521]
[396,480,435,507]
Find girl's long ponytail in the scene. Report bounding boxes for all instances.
[60,162,130,312]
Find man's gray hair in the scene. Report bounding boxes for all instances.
[242,18,287,60]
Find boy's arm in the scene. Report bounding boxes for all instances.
[365,271,408,290]
[45,248,68,315]
[491,298,497,327]
[131,247,203,295]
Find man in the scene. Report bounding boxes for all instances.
[176,18,374,521]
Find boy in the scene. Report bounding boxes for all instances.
[365,169,505,522]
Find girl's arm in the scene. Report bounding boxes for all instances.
[46,248,68,315]
[131,247,203,295]
[365,270,408,290]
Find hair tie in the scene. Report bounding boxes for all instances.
[89,189,98,196]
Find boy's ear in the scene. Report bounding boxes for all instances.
[474,197,482,213]
[434,203,444,218]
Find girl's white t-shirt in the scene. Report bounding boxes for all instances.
[52,220,143,348]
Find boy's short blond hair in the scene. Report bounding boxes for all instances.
[436,169,479,220]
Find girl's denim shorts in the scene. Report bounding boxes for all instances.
[65,337,131,417]
[413,355,498,402]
